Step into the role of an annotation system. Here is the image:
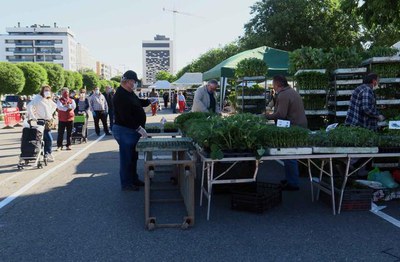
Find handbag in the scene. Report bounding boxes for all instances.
[45,118,54,130]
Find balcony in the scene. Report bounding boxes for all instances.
[36,58,54,62]
[36,50,62,54]
[7,58,35,62]
[14,50,34,54]
[35,41,54,46]
[15,42,34,46]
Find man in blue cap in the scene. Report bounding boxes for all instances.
[112,70,150,191]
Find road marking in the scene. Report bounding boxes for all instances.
[0,134,105,210]
[0,132,98,186]
[370,203,400,228]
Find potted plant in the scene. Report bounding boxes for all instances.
[145,125,161,133]
[163,122,179,133]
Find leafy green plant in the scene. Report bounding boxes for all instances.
[145,125,161,133]
[309,126,379,147]
[295,71,328,90]
[174,112,213,132]
[235,58,268,78]
[163,122,178,132]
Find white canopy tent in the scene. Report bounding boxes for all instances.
[148,80,171,89]
[172,72,203,89]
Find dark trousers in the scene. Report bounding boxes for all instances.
[94,110,109,135]
[108,109,114,130]
[57,121,73,147]
[171,102,177,113]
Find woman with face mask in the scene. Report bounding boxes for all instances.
[73,88,90,141]
[26,85,57,161]
[56,88,76,151]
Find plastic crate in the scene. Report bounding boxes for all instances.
[231,182,282,213]
[320,187,373,211]
[74,115,86,123]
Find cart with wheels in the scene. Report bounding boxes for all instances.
[136,137,196,230]
[17,121,46,169]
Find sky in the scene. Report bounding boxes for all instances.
[0,0,258,77]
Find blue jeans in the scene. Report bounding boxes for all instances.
[112,124,141,188]
[43,129,53,155]
[283,160,299,187]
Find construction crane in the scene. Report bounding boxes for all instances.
[163,7,202,73]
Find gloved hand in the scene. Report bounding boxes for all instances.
[136,126,148,138]
[377,114,385,122]
[92,111,97,118]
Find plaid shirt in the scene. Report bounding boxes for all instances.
[345,84,380,131]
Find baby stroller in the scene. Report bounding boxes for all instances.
[71,113,88,144]
[17,120,46,169]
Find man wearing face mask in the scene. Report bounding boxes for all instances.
[345,73,385,131]
[89,87,111,136]
[112,70,150,191]
[56,88,76,151]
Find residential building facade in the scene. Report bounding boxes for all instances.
[142,35,173,86]
[0,23,95,71]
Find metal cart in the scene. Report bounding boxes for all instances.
[136,137,196,230]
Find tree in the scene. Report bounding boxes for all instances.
[82,71,100,91]
[16,63,47,95]
[63,70,75,90]
[111,81,120,88]
[239,0,360,51]
[155,71,176,82]
[39,63,65,91]
[0,62,25,95]
[73,72,83,90]
[110,76,121,83]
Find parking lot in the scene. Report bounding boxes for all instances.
[0,112,400,261]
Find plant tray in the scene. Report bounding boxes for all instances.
[320,187,373,211]
[312,147,379,154]
[266,147,312,155]
[378,147,400,153]
[231,182,282,213]
[136,138,194,152]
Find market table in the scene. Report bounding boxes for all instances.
[198,151,350,220]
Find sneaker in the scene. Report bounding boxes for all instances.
[281,184,300,191]
[121,185,139,191]
[105,132,112,136]
[133,179,145,187]
[66,146,72,151]
[56,147,62,151]
[46,154,55,162]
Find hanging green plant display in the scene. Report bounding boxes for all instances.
[235,58,268,78]
[295,71,328,90]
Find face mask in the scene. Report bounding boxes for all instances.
[95,90,100,95]
[80,93,85,98]
[44,91,51,98]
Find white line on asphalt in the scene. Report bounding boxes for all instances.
[0,134,105,210]
[0,132,98,186]
[370,203,400,228]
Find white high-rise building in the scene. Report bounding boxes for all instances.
[142,35,173,86]
[0,23,95,71]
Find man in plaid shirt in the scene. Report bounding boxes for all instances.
[345,73,385,131]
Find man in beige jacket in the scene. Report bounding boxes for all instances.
[191,79,220,113]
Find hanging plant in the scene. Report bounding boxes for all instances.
[235,58,268,78]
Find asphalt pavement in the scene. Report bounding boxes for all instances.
[0,108,399,261]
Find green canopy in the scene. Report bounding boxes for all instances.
[202,46,289,80]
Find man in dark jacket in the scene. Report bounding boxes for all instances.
[112,70,150,191]
[103,86,115,130]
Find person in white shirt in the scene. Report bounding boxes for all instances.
[27,85,57,161]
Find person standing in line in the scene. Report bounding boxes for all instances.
[149,88,159,116]
[345,73,385,131]
[191,79,220,113]
[163,91,169,109]
[74,88,90,140]
[89,87,111,136]
[27,85,57,161]
[103,86,115,130]
[170,91,177,113]
[56,88,76,151]
[265,75,308,191]
[112,70,150,191]
[177,91,186,113]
